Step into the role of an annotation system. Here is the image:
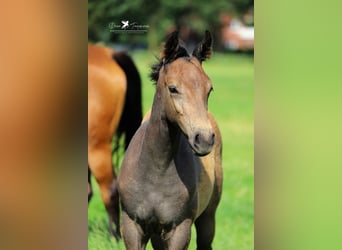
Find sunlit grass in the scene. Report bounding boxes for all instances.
[88,50,254,249]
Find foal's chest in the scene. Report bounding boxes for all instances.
[132,168,197,224]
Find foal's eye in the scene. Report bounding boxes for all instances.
[168,86,178,94]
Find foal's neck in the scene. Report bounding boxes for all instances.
[144,93,181,167]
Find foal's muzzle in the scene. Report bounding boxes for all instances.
[191,129,215,156]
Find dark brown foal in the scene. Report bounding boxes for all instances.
[118,31,222,249]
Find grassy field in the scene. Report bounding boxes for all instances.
[88,50,254,249]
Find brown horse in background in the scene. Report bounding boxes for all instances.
[118,31,222,249]
[88,44,142,240]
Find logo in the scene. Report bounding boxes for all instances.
[108,20,149,34]
[121,20,129,29]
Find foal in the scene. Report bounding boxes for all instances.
[118,31,222,249]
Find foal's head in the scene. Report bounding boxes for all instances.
[150,31,215,156]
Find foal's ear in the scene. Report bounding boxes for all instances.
[192,30,213,63]
[162,31,180,63]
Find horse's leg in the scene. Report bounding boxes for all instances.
[88,167,93,202]
[165,218,192,250]
[109,178,120,240]
[88,143,120,240]
[121,211,148,250]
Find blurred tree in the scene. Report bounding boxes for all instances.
[88,0,253,50]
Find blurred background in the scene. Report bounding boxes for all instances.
[88,0,254,249]
[88,0,253,53]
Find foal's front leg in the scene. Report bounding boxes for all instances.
[165,218,192,250]
[121,211,148,250]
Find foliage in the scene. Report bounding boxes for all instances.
[88,0,253,49]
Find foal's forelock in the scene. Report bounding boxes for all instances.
[150,30,212,85]
[150,51,190,85]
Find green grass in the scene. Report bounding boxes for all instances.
[88,51,254,249]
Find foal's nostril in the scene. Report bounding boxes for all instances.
[194,133,201,145]
[194,132,215,148]
[209,133,215,146]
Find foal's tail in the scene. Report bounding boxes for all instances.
[112,51,142,156]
